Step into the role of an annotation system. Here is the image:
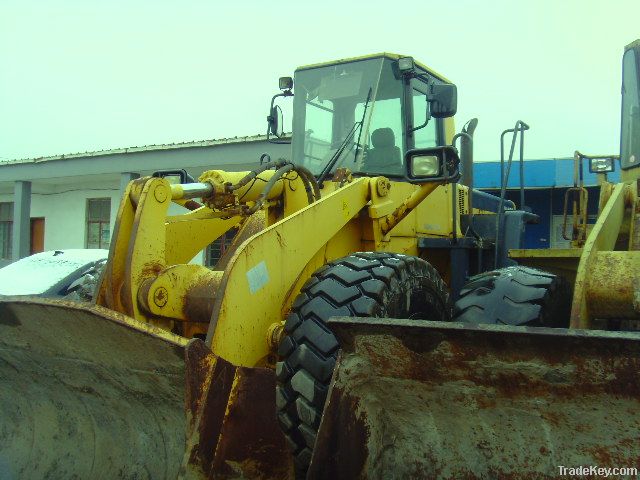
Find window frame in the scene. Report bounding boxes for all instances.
[0,202,13,260]
[620,46,640,170]
[86,198,111,249]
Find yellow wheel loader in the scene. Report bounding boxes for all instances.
[1,46,639,480]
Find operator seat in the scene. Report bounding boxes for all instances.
[364,127,402,175]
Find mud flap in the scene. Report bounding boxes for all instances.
[0,297,292,480]
[309,318,640,479]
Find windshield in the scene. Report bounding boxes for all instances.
[621,47,640,169]
[292,57,440,178]
[292,58,382,176]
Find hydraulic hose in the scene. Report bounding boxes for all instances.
[228,159,289,192]
[295,165,321,201]
[245,164,295,215]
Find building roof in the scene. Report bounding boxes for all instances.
[0,133,277,166]
[1,135,620,190]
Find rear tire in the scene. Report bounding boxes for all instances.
[275,252,451,476]
[453,265,571,327]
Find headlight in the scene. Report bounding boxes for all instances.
[398,56,415,73]
[589,157,615,173]
[279,76,293,91]
[411,155,441,177]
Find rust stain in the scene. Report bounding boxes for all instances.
[210,367,293,479]
[139,261,164,279]
[581,437,640,467]
[308,388,369,480]
[183,274,221,324]
[184,351,236,473]
[184,339,217,433]
[184,200,202,211]
[182,349,292,479]
[318,318,640,478]
[352,326,640,400]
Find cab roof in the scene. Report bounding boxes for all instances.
[625,39,640,52]
[295,52,453,84]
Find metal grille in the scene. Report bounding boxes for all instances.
[457,189,467,215]
[205,228,239,268]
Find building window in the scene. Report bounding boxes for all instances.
[0,202,13,260]
[86,198,111,249]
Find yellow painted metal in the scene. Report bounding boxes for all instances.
[570,182,635,328]
[207,178,371,367]
[597,179,615,215]
[443,117,455,145]
[509,248,582,285]
[381,182,440,234]
[586,251,640,318]
[98,176,243,329]
[280,220,362,320]
[139,265,223,322]
[509,248,582,259]
[97,177,171,326]
[124,178,174,329]
[198,170,284,206]
[165,210,240,265]
[415,184,461,237]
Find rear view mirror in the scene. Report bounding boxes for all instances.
[268,105,284,138]
[428,84,457,118]
[406,146,460,183]
[267,77,293,143]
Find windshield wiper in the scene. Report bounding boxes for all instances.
[317,87,372,188]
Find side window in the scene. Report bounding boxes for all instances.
[412,88,438,149]
[621,49,640,168]
[86,198,111,249]
[0,202,13,260]
[304,100,334,168]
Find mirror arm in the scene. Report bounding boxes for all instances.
[410,112,431,133]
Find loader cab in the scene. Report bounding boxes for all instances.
[290,54,457,180]
[620,40,640,180]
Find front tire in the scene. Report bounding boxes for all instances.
[453,265,571,327]
[275,252,451,476]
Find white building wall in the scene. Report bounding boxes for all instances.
[0,184,205,264]
[42,188,120,251]
[0,186,120,251]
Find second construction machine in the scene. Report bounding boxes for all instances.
[1,47,640,479]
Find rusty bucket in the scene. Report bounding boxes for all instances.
[310,318,640,479]
[0,297,291,480]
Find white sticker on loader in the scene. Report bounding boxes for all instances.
[247,261,269,294]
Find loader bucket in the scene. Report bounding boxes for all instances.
[0,297,188,479]
[309,318,640,479]
[0,297,291,480]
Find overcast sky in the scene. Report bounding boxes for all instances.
[1,0,639,162]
